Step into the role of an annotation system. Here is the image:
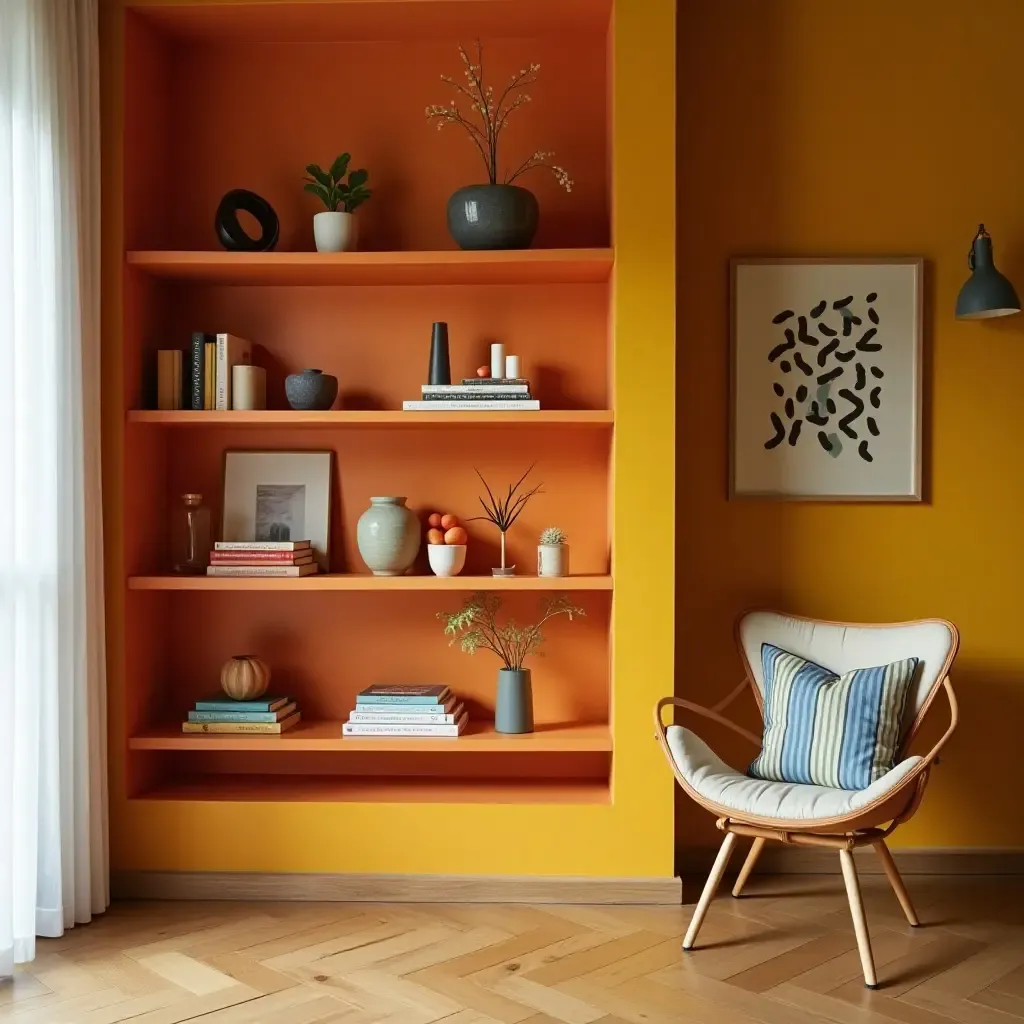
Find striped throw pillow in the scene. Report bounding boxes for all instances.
[748,644,919,791]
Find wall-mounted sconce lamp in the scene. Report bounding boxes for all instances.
[955,224,1021,319]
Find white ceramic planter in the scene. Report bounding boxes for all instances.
[427,544,467,577]
[313,211,357,252]
[537,543,568,577]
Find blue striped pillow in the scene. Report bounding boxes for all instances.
[749,644,919,791]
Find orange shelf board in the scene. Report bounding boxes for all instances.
[128,574,612,592]
[128,720,611,754]
[127,410,614,428]
[125,249,614,287]
[135,775,611,806]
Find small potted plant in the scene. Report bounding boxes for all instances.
[537,527,568,578]
[425,42,573,250]
[440,591,584,733]
[469,465,542,577]
[303,153,371,252]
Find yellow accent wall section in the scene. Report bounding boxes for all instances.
[678,0,1024,850]
[101,0,676,879]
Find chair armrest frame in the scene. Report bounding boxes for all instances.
[654,696,762,748]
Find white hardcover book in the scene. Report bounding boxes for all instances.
[215,333,252,411]
[342,712,468,738]
[214,540,311,551]
[348,703,464,725]
[421,384,529,394]
[206,564,319,577]
[402,400,540,411]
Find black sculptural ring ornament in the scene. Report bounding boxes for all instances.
[214,189,280,252]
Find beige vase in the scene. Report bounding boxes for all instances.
[220,655,271,701]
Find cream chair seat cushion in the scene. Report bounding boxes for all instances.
[666,726,922,821]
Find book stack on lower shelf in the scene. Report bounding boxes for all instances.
[182,695,302,734]
[403,379,539,412]
[207,540,318,578]
[342,685,468,737]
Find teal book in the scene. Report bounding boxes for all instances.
[355,685,450,706]
[194,696,290,713]
[188,702,296,724]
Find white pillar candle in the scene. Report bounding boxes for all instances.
[504,354,521,380]
[232,365,266,410]
[490,342,505,379]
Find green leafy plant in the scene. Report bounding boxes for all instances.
[539,527,567,545]
[439,591,584,671]
[469,465,542,570]
[303,153,372,213]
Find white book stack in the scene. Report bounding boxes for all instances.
[403,379,539,412]
[342,685,469,737]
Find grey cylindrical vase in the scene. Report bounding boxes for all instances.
[495,668,533,734]
[446,184,539,250]
[356,496,420,576]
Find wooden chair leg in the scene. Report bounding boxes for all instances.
[872,839,920,926]
[731,837,765,898]
[683,832,737,951]
[839,848,878,988]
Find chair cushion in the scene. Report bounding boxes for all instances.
[667,725,923,822]
[748,645,918,790]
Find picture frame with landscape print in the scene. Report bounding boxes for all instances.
[222,451,332,570]
[731,257,923,501]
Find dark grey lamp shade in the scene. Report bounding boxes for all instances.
[955,224,1021,319]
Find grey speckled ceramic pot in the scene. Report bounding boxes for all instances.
[446,184,539,250]
[285,368,338,411]
[356,497,420,576]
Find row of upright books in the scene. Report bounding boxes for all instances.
[157,332,252,411]
[342,685,468,737]
[182,694,301,734]
[402,378,539,412]
[207,540,319,578]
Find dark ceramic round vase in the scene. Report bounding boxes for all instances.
[446,184,539,250]
[285,369,338,411]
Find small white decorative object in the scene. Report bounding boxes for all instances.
[537,526,568,577]
[490,342,505,379]
[232,365,266,410]
[427,543,467,577]
[313,211,357,253]
[505,354,521,379]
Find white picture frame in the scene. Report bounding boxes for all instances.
[222,451,333,570]
[731,258,923,501]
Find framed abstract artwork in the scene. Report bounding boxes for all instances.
[222,450,333,569]
[730,258,923,501]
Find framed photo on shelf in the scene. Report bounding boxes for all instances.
[730,257,923,501]
[222,450,333,570]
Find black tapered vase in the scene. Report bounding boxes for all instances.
[428,322,451,385]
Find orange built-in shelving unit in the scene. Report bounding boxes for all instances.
[101,0,675,888]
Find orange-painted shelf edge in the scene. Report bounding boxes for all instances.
[128,720,612,753]
[127,574,613,591]
[125,248,614,286]
[127,410,614,427]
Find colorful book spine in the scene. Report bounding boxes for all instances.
[460,378,529,386]
[355,695,449,706]
[204,342,215,409]
[214,541,311,552]
[423,384,529,395]
[215,333,252,411]
[348,704,463,725]
[342,715,466,738]
[209,552,314,565]
[421,392,532,401]
[182,712,301,734]
[206,564,318,577]
[352,696,458,715]
[190,332,213,410]
[157,350,183,410]
[188,702,296,723]
[402,400,539,411]
[194,696,289,712]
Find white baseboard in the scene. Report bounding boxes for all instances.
[111,871,683,905]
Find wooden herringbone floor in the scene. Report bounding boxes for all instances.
[2,874,1022,1023]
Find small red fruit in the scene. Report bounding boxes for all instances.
[476,365,489,378]
[426,528,445,545]
[440,513,459,530]
[427,512,443,528]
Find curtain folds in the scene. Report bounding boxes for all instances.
[0,0,108,975]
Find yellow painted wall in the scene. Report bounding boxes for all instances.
[101,0,677,879]
[677,0,1024,851]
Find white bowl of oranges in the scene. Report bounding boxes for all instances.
[426,512,467,577]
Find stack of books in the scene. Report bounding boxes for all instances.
[403,378,539,412]
[342,685,468,737]
[207,540,319,578]
[190,331,252,410]
[182,694,301,734]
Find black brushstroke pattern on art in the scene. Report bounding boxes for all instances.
[838,388,864,439]
[765,412,786,449]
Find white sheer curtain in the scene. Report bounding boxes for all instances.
[0,0,108,975]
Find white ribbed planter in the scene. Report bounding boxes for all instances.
[313,211,357,252]
[537,543,568,577]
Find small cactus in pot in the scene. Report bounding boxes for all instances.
[537,526,568,577]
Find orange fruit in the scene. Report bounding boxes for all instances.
[444,526,468,545]
[440,513,459,530]
[426,528,445,545]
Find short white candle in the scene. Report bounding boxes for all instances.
[490,343,505,379]
[232,365,266,410]
[505,354,520,380]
